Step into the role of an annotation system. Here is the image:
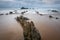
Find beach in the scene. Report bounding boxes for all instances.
[0,10,60,40]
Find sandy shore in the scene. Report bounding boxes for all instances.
[0,12,60,40]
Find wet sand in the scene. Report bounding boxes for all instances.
[0,14,24,40]
[24,14,60,40]
[0,13,60,40]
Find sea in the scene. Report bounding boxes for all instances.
[0,7,60,14]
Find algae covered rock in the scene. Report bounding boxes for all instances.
[30,21,41,40]
[16,16,41,40]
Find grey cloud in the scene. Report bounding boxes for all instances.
[0,0,14,1]
[0,0,60,9]
[42,0,60,4]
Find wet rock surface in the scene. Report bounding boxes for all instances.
[16,16,41,40]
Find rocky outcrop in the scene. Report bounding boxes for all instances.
[51,10,58,12]
[21,7,28,9]
[21,11,28,15]
[49,15,53,18]
[0,14,4,16]
[9,11,13,14]
[36,11,43,16]
[16,16,41,40]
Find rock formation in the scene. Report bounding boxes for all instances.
[16,16,41,40]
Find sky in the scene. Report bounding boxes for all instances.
[0,0,60,9]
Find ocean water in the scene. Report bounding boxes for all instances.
[0,8,60,14]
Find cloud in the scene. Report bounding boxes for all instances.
[42,0,60,4]
[0,0,32,8]
[0,0,14,1]
[0,0,60,9]
[17,0,60,4]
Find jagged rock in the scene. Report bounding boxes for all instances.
[16,16,41,40]
[19,16,29,20]
[21,7,28,9]
[16,16,29,24]
[48,10,59,13]
[51,10,58,12]
[16,16,20,22]
[0,14,3,15]
[56,17,59,19]
[36,11,43,16]
[21,11,26,14]
[39,14,43,16]
[22,21,41,40]
[9,11,13,14]
[49,15,53,18]
[21,11,28,15]
[30,21,41,40]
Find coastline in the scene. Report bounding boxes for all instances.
[0,10,60,40]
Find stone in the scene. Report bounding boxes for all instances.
[49,15,53,18]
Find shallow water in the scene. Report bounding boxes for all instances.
[0,12,60,40]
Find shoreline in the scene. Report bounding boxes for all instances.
[0,10,60,40]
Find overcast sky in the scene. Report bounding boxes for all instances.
[0,0,60,9]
